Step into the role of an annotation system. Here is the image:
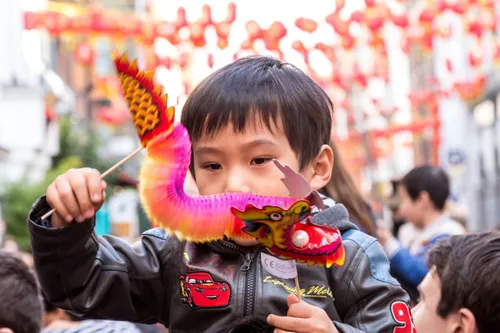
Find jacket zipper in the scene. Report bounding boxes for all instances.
[220,241,259,316]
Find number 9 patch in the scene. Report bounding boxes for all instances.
[391,301,416,333]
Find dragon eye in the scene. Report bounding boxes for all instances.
[269,213,283,221]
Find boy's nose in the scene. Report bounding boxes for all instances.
[224,171,252,194]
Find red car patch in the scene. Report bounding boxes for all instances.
[179,272,231,310]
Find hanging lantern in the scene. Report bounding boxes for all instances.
[208,53,214,68]
[75,42,95,66]
[468,46,483,68]
[217,37,229,50]
[176,7,187,29]
[295,17,318,33]
[326,13,349,37]
[189,22,206,47]
[445,58,453,72]
[246,20,263,41]
[391,13,409,29]
[201,4,213,27]
[226,3,237,24]
[215,22,231,39]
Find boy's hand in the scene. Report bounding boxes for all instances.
[267,294,339,333]
[46,168,106,228]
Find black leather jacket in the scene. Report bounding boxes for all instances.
[28,196,412,333]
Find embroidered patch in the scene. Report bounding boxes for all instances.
[179,271,231,310]
[391,301,416,333]
[263,276,335,301]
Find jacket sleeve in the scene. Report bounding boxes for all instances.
[386,234,450,288]
[28,196,176,325]
[329,230,415,333]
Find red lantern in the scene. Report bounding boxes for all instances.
[468,47,483,68]
[445,58,453,72]
[75,42,95,66]
[24,11,41,30]
[365,0,376,7]
[335,0,345,11]
[326,13,349,37]
[493,40,500,65]
[217,37,229,50]
[391,13,409,29]
[176,7,187,29]
[201,4,212,27]
[215,22,231,39]
[189,22,206,47]
[295,17,318,33]
[246,20,263,41]
[226,3,237,24]
[350,10,364,23]
[208,53,214,68]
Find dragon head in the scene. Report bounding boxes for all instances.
[231,200,345,268]
[231,201,311,248]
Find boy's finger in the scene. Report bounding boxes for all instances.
[287,302,314,318]
[82,168,103,203]
[287,294,300,307]
[68,172,94,219]
[274,330,296,333]
[46,184,72,223]
[55,178,82,221]
[267,315,310,332]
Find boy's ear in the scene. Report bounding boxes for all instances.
[449,308,477,333]
[309,144,334,191]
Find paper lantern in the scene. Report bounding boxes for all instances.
[226,3,237,23]
[295,17,318,33]
[75,42,95,66]
[326,13,349,37]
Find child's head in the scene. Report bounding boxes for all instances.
[413,232,500,333]
[0,250,43,333]
[398,165,450,227]
[181,56,334,199]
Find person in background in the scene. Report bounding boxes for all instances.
[0,250,43,333]
[414,232,500,332]
[377,165,466,289]
[320,140,376,236]
[42,296,156,333]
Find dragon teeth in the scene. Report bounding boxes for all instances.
[320,237,328,247]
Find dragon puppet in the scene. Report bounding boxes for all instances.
[114,53,345,268]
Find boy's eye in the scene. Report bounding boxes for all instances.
[202,163,222,171]
[251,157,272,166]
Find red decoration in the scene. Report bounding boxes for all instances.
[75,42,95,66]
[295,17,318,33]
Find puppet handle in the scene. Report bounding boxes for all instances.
[41,146,145,221]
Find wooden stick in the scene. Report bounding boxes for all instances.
[41,146,145,221]
[295,275,302,302]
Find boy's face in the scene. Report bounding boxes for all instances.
[413,271,450,333]
[398,185,425,227]
[192,119,314,198]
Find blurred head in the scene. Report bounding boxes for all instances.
[0,250,43,333]
[398,165,450,227]
[181,56,334,244]
[320,140,375,236]
[413,232,500,333]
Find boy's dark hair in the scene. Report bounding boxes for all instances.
[181,56,333,172]
[400,165,449,210]
[0,250,43,333]
[427,232,500,333]
[210,316,274,333]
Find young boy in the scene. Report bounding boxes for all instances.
[378,166,466,288]
[413,232,500,332]
[29,56,411,333]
